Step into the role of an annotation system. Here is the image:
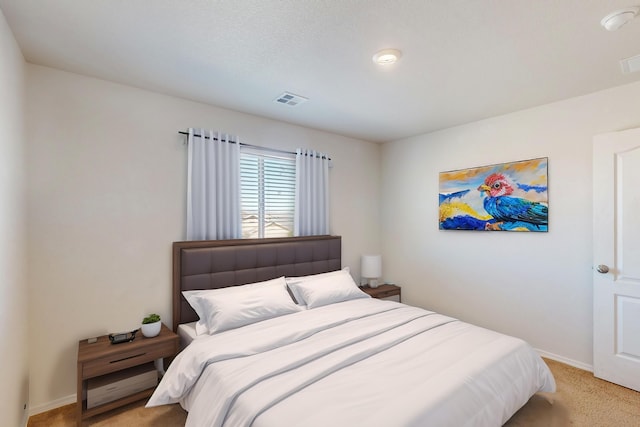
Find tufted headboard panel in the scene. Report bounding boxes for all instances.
[172,235,341,331]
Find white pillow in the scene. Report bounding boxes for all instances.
[285,267,350,305]
[286,268,369,309]
[183,276,301,335]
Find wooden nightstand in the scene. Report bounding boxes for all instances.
[360,284,401,302]
[76,323,179,426]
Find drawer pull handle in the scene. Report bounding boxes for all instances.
[110,353,146,364]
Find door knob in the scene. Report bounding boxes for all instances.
[596,264,609,274]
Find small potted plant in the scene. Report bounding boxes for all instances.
[141,313,161,338]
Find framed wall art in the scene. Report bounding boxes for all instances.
[439,157,548,231]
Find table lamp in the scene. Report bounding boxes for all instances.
[361,254,382,288]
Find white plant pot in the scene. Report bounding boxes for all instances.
[141,321,161,338]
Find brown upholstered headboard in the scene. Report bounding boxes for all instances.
[172,235,342,331]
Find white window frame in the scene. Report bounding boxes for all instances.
[240,147,296,239]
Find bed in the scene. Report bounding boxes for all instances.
[148,235,555,426]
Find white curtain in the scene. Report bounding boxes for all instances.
[294,149,330,236]
[186,128,241,240]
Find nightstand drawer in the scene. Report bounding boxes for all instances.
[87,363,158,409]
[376,289,400,300]
[360,284,401,302]
[378,293,400,302]
[82,340,175,378]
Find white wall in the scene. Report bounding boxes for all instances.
[0,8,28,427]
[381,80,640,368]
[26,64,381,410]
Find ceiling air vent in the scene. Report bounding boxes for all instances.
[620,54,640,74]
[274,92,308,107]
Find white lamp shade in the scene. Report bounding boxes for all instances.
[361,255,382,279]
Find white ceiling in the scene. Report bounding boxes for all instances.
[2,0,640,143]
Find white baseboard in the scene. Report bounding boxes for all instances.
[535,348,593,372]
[28,394,76,417]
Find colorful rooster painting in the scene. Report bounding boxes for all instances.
[439,158,548,232]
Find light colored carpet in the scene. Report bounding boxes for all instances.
[28,358,640,426]
[506,359,640,426]
[27,399,186,427]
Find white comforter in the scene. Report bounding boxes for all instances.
[148,299,555,427]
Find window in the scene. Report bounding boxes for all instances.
[240,148,296,238]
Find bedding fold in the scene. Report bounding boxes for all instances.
[149,299,555,427]
[148,299,407,406]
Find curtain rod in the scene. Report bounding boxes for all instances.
[178,131,331,160]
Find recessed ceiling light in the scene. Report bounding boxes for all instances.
[372,49,402,65]
[601,7,639,31]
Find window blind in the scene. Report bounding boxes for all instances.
[240,149,296,238]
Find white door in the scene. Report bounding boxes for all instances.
[593,127,640,392]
